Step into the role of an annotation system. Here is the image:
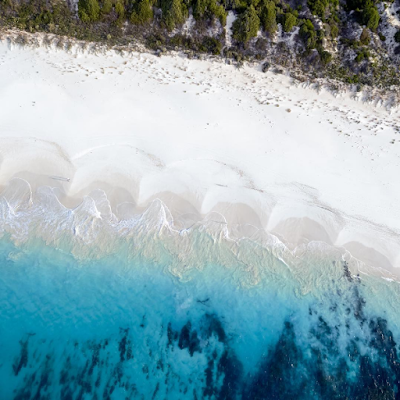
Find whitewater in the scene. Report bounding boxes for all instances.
[1,33,400,399]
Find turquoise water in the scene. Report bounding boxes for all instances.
[1,233,400,399]
[1,181,400,399]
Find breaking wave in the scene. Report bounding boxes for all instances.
[0,177,376,280]
[1,177,400,399]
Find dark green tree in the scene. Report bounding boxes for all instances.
[115,0,125,19]
[345,0,379,30]
[232,5,260,43]
[362,3,379,30]
[319,49,332,64]
[101,0,113,15]
[131,0,154,24]
[308,0,338,18]
[78,0,101,22]
[308,0,327,18]
[283,12,297,32]
[192,0,226,25]
[300,19,317,49]
[260,0,277,35]
[161,0,187,30]
[328,16,339,38]
[200,36,222,54]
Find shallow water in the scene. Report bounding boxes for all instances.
[1,181,400,399]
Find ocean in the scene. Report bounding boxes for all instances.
[1,180,400,399]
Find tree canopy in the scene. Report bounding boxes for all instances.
[260,1,277,36]
[232,5,260,44]
[78,0,100,22]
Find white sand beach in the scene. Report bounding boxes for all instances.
[0,34,399,275]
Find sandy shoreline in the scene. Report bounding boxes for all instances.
[0,36,399,276]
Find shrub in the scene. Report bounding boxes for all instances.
[328,17,339,37]
[362,3,379,30]
[300,19,317,49]
[394,30,400,43]
[101,0,113,15]
[359,27,370,44]
[283,12,297,32]
[192,0,227,26]
[355,48,370,62]
[160,0,187,30]
[115,0,125,20]
[131,0,154,24]
[308,0,327,18]
[319,49,332,64]
[200,36,222,54]
[146,32,166,49]
[308,0,338,18]
[261,0,277,36]
[78,0,101,22]
[346,0,380,30]
[232,5,260,43]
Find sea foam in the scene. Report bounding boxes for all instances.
[1,178,400,399]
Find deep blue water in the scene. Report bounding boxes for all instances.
[1,237,400,399]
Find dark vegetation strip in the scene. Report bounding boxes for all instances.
[0,0,399,87]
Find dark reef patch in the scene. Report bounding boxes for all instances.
[242,266,400,400]
[12,337,29,377]
[244,321,306,400]
[6,266,400,399]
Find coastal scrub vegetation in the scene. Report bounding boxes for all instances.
[0,0,399,87]
[232,6,260,44]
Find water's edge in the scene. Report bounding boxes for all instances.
[1,178,400,399]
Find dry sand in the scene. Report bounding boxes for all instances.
[0,37,399,275]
